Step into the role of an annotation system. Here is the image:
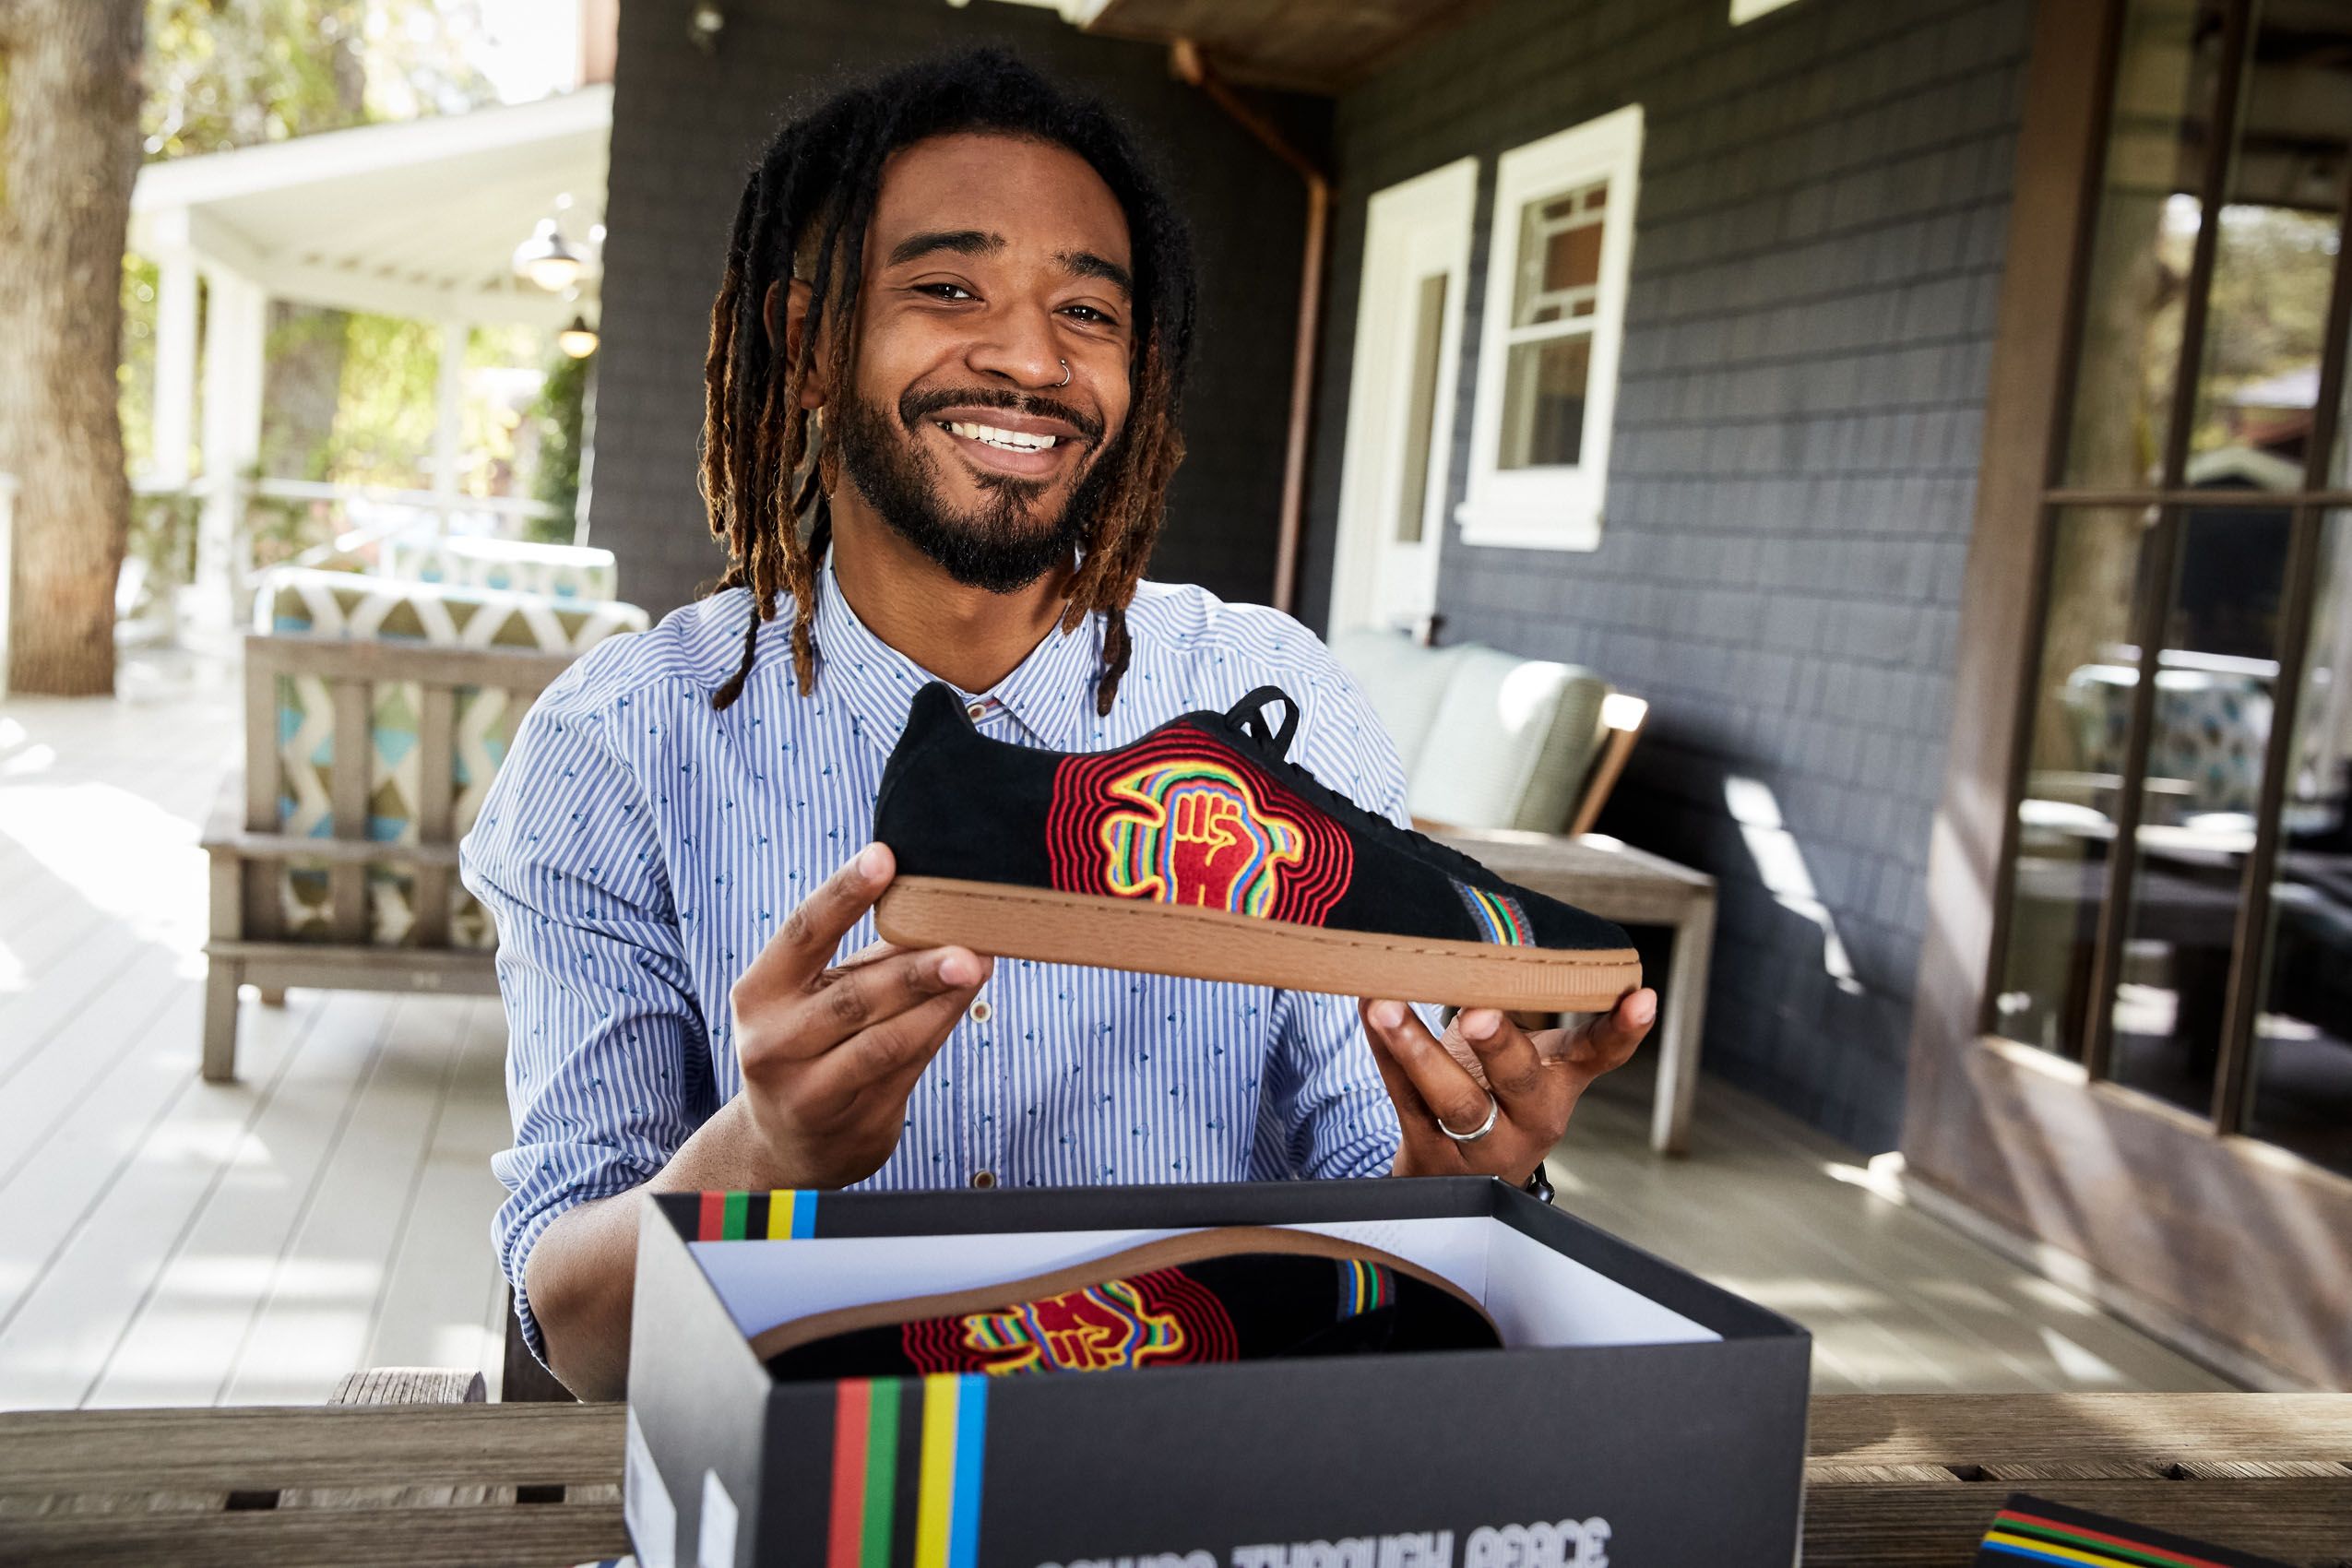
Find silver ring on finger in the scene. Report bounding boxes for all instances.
[1437,1089,1500,1144]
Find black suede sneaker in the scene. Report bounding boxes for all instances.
[872,682,1640,1011]
[753,1227,1499,1379]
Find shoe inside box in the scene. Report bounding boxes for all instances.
[692,1218,1721,1355]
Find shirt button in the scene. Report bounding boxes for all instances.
[970,1170,997,1189]
[968,999,992,1023]
[966,702,988,721]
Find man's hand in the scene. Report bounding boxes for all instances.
[1361,990,1656,1184]
[727,841,991,1189]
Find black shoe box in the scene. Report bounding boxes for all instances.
[623,1177,1810,1568]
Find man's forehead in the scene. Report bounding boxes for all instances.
[871,132,1131,264]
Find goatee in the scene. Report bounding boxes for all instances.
[832,382,1121,594]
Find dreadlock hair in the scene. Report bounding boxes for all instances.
[697,46,1198,717]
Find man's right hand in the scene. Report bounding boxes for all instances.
[726,841,989,1189]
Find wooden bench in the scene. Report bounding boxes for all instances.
[201,632,576,1081]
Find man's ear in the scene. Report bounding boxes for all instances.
[764,278,829,410]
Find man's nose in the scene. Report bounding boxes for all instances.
[965,304,1064,389]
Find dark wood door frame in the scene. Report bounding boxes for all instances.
[1900,0,2352,1392]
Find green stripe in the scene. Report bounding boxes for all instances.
[722,1189,749,1241]
[861,1377,900,1568]
[1997,1518,2192,1568]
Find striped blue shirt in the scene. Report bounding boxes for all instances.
[461,562,1429,1357]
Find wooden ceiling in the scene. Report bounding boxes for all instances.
[1086,0,1491,95]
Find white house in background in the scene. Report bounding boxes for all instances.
[125,83,614,632]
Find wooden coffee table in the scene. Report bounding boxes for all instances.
[1431,826,1717,1154]
[8,1395,2341,1565]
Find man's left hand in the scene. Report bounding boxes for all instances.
[1361,989,1657,1184]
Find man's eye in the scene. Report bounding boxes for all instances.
[915,283,974,301]
[1062,304,1118,327]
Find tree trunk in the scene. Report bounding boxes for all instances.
[0,0,148,695]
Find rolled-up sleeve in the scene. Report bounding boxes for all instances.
[459,675,704,1362]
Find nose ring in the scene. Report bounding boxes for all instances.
[1056,358,1071,388]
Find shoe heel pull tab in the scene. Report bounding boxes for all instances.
[1224,685,1301,759]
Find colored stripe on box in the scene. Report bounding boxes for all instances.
[723,1189,749,1240]
[825,1376,987,1568]
[696,1191,726,1241]
[826,1381,872,1568]
[1988,1512,2237,1568]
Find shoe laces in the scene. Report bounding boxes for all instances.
[1210,687,1502,888]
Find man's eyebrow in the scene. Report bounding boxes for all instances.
[885,229,1004,268]
[1056,248,1134,301]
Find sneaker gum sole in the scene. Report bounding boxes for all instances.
[749,1223,1494,1363]
[875,875,1643,1013]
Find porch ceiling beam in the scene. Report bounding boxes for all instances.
[1086,0,1487,95]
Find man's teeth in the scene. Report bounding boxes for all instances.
[943,420,1057,452]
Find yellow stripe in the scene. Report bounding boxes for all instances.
[766,1190,793,1241]
[1983,1531,2132,1567]
[913,1374,961,1568]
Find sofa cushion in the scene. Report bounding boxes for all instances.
[380,534,620,602]
[251,568,646,949]
[1410,647,1611,833]
[1328,628,1467,777]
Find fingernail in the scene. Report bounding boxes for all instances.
[939,952,979,987]
[1627,991,1657,1026]
[1369,1000,1404,1030]
[1461,1008,1500,1041]
[856,841,887,879]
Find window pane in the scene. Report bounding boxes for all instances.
[1512,179,1606,329]
[2106,505,2290,1113]
[2243,511,2352,1176]
[2185,6,2350,487]
[2060,0,2231,490]
[1395,271,1450,545]
[1499,335,1591,469]
[1990,508,2152,1059]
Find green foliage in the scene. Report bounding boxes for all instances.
[526,346,593,544]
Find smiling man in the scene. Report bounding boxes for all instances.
[460,48,1657,1399]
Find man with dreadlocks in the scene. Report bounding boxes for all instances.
[462,47,1656,1397]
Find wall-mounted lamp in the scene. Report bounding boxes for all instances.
[689,3,725,52]
[557,314,600,359]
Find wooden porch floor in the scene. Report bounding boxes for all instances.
[0,653,2230,1408]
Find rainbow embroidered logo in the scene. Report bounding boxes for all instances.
[1099,760,1305,915]
[1455,881,1533,945]
[946,1277,1188,1375]
[1046,731,1353,926]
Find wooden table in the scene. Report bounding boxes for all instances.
[3,1395,2345,1565]
[1431,826,1717,1154]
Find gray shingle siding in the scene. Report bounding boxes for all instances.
[1301,0,2031,1149]
[591,0,1327,617]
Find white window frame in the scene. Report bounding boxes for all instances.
[1328,157,1478,636]
[1455,103,1644,552]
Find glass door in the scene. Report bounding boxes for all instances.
[1987,0,2352,1175]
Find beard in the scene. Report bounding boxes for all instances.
[831,380,1122,594]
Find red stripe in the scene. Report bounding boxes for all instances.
[697,1191,726,1241]
[826,1380,873,1568]
[1995,1511,2234,1568]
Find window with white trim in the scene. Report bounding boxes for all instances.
[1456,104,1643,552]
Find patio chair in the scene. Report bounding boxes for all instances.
[200,568,648,1081]
[1333,629,1714,1155]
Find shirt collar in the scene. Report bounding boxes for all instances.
[809,559,1103,759]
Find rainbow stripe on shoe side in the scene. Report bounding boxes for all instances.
[1455,882,1534,945]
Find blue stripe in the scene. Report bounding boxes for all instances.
[465,564,1431,1360]
[1979,1545,2100,1566]
[790,1188,817,1239]
[949,1374,987,1568]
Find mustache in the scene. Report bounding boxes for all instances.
[898,385,1105,447]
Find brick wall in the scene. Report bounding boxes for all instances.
[1300,0,2032,1148]
[592,0,1327,615]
